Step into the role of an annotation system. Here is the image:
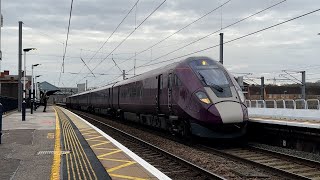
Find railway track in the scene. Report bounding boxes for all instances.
[202,145,320,180]
[75,112,225,180]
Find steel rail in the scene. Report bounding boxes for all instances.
[201,145,320,180]
[75,111,226,180]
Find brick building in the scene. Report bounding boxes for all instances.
[0,70,31,99]
[246,83,320,100]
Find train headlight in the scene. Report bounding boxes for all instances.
[196,91,211,104]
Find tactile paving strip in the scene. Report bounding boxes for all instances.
[56,108,98,180]
[58,107,158,180]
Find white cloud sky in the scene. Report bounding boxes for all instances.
[1,0,320,87]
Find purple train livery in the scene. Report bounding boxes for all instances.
[66,57,248,138]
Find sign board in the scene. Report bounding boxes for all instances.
[20,77,29,85]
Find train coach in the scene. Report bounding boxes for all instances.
[66,56,248,139]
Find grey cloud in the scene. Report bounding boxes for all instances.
[1,0,320,86]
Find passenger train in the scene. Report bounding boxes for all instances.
[66,57,248,138]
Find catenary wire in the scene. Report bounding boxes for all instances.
[88,0,232,86]
[118,0,233,66]
[129,8,320,74]
[134,0,287,69]
[74,0,141,78]
[58,0,74,86]
[96,7,318,86]
[76,0,167,85]
[91,0,167,72]
[86,0,289,87]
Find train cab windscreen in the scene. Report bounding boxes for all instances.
[189,59,232,98]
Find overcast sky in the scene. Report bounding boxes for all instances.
[1,0,320,87]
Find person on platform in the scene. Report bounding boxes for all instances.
[42,94,49,112]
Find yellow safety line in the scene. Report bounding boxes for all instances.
[50,107,61,180]
[59,109,77,180]
[67,114,98,180]
[98,158,132,163]
[97,150,123,158]
[86,136,103,140]
[83,134,100,137]
[62,108,97,180]
[85,139,109,142]
[80,128,94,133]
[93,147,117,151]
[108,173,148,180]
[107,161,136,173]
[68,120,88,180]
[62,115,71,180]
[59,107,151,180]
[62,113,76,180]
[82,131,98,135]
[64,120,86,180]
[90,141,111,148]
[67,119,96,180]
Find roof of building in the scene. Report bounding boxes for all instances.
[38,81,60,95]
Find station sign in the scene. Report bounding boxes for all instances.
[20,77,29,85]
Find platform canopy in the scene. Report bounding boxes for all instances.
[38,81,60,96]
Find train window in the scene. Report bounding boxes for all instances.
[139,87,143,97]
[168,73,173,88]
[174,74,181,86]
[198,68,229,86]
[132,87,137,97]
[159,74,163,90]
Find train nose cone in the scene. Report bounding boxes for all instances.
[206,105,223,124]
[208,101,244,124]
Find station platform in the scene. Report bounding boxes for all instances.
[0,106,169,180]
[249,117,320,129]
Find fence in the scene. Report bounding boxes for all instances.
[0,96,18,113]
[245,99,320,110]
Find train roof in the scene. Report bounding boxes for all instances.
[67,56,216,98]
[114,56,218,86]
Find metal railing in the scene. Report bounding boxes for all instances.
[246,99,320,110]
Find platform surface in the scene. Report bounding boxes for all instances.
[0,107,56,180]
[1,106,169,180]
[56,106,169,180]
[249,117,320,129]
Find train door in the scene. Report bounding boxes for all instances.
[111,87,114,109]
[156,74,162,113]
[117,86,120,109]
[168,73,173,113]
[108,88,111,108]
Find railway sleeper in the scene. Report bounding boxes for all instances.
[290,167,316,173]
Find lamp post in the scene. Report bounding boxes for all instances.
[31,64,40,114]
[34,75,41,111]
[22,48,36,121]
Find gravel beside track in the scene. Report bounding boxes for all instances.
[202,145,320,180]
[72,110,288,180]
[251,143,320,163]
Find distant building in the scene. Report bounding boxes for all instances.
[0,70,31,99]
[246,84,320,100]
[51,87,78,103]
[77,83,86,93]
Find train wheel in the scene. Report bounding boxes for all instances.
[180,120,193,143]
[117,110,124,121]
